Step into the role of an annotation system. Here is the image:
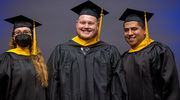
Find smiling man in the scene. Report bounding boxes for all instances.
[76,14,98,40]
[119,8,180,100]
[123,21,146,49]
[47,1,127,100]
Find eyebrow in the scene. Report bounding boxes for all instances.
[15,29,31,31]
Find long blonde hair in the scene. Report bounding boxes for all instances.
[30,49,48,87]
[9,32,48,88]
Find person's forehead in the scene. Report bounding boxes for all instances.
[14,27,31,31]
[78,15,98,21]
[124,21,139,26]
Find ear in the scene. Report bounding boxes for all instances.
[76,20,78,24]
[143,27,146,36]
[76,20,78,27]
[97,22,99,30]
[12,34,16,41]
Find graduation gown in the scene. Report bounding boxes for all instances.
[47,40,127,100]
[0,52,46,100]
[122,41,180,100]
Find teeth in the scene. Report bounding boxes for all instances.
[129,37,135,41]
[83,31,90,32]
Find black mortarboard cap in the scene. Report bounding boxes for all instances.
[4,15,41,30]
[71,1,109,19]
[119,8,154,24]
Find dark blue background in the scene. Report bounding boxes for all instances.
[0,0,180,79]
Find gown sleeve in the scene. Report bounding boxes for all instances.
[110,46,128,100]
[160,47,180,100]
[0,53,12,100]
[47,45,61,100]
[151,45,180,100]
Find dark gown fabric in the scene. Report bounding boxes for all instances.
[47,40,127,100]
[0,52,46,100]
[122,41,180,100]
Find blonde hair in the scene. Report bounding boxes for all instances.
[9,33,48,88]
[30,49,48,87]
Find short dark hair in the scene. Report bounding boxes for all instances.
[123,21,145,29]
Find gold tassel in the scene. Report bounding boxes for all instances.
[144,11,150,42]
[31,20,37,55]
[97,8,104,41]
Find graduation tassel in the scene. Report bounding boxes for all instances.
[97,8,104,41]
[31,20,37,55]
[144,11,150,42]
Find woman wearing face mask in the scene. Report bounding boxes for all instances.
[0,15,48,100]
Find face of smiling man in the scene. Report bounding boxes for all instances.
[76,15,99,40]
[124,21,146,48]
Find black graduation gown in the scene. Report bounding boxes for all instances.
[0,52,46,100]
[47,40,127,100]
[122,41,180,100]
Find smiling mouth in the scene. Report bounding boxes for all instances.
[128,37,135,41]
[82,30,90,31]
[82,30,91,32]
[81,28,91,32]
[81,31,92,35]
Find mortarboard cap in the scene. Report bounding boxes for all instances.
[119,8,154,24]
[5,15,41,55]
[71,1,109,19]
[4,15,41,30]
